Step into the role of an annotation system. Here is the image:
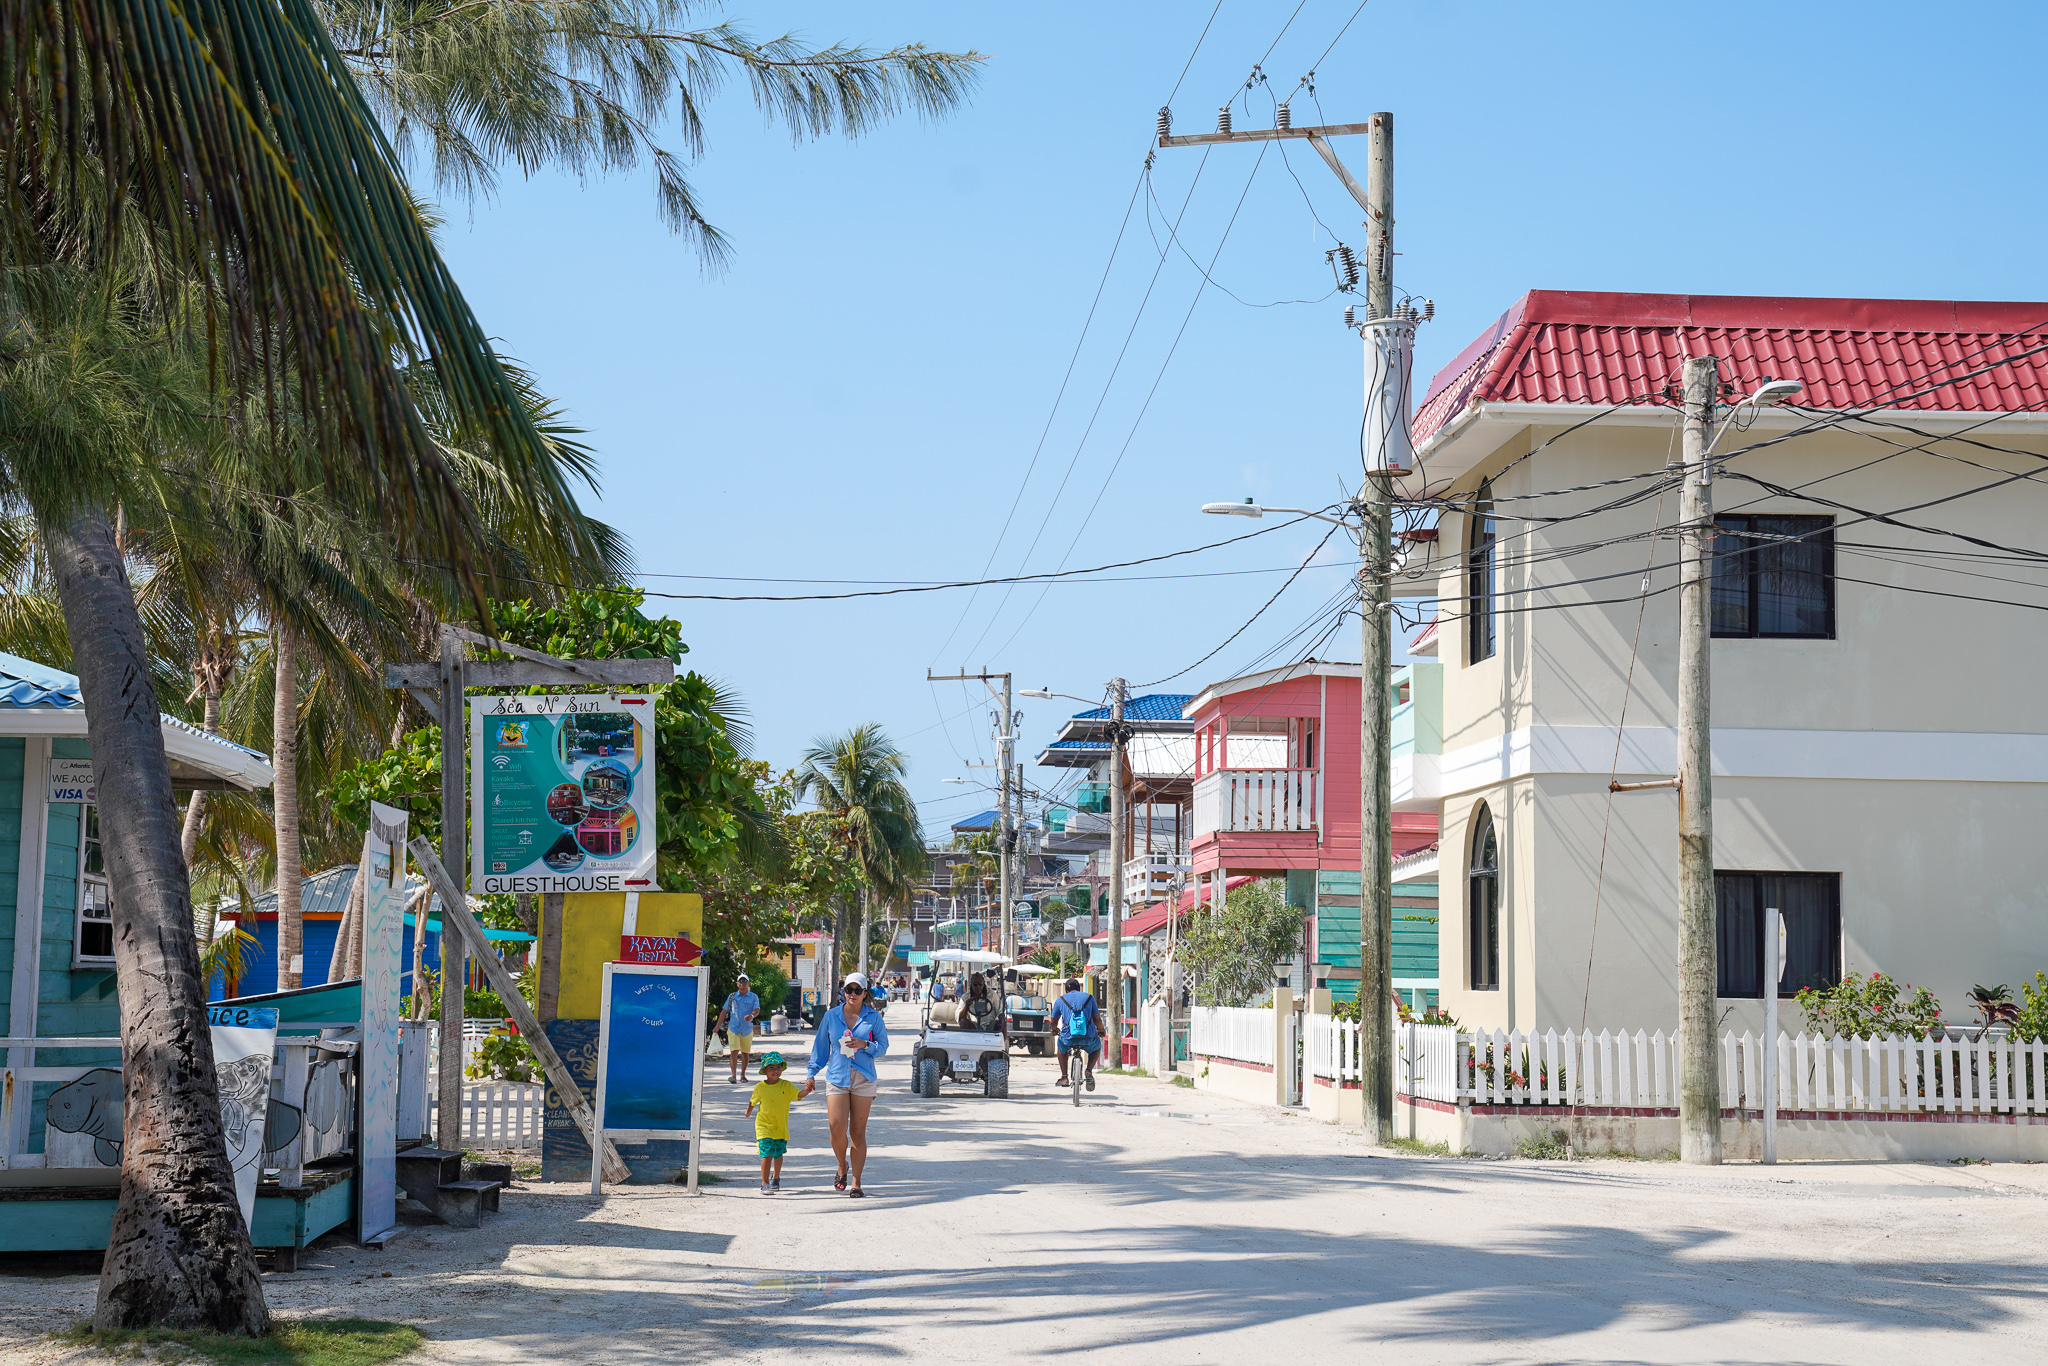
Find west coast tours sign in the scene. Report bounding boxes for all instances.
[469,693,658,894]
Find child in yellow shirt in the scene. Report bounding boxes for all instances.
[746,1052,802,1194]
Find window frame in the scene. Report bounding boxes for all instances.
[1466,482,1497,664]
[1468,803,1500,991]
[1710,514,1836,640]
[1714,870,1842,999]
[74,803,115,967]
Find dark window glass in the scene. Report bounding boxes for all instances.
[1467,483,1496,664]
[1715,871,1841,998]
[79,804,114,960]
[1468,804,1500,991]
[1712,515,1834,639]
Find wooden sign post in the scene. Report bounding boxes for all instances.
[384,624,672,1152]
[408,838,629,1183]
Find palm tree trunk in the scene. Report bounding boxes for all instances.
[179,689,222,931]
[44,508,269,1333]
[272,622,302,989]
[858,886,872,981]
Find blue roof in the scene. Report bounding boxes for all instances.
[1067,694,1192,723]
[1043,738,1107,751]
[0,651,82,708]
[949,809,1039,832]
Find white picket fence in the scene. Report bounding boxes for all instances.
[1190,1006,1274,1067]
[1307,1017,2048,1116]
[430,1081,543,1150]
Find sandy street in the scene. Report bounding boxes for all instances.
[7,1004,2048,1364]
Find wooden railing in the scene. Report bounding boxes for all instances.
[1191,769,1319,836]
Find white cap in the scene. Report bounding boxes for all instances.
[844,971,870,990]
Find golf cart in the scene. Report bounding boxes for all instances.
[910,949,1013,1098]
[1005,964,1060,1055]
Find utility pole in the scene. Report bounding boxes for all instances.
[1160,105,1410,1141]
[1106,678,1128,1066]
[927,669,1015,960]
[1677,354,1723,1164]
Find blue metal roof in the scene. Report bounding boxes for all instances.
[949,809,1039,832]
[1066,694,1192,723]
[1043,738,1107,751]
[0,650,82,708]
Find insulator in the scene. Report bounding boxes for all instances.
[1343,305,1357,328]
[1217,106,1232,135]
[1157,107,1172,140]
[1420,298,1435,321]
[1336,243,1360,287]
[1276,102,1292,130]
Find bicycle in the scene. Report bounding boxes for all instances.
[1070,1057,1084,1107]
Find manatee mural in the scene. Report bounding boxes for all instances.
[45,1067,123,1166]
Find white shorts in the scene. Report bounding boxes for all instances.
[822,1073,880,1099]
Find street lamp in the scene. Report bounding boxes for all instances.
[1200,500,1358,528]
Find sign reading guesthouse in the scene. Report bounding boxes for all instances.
[469,693,658,895]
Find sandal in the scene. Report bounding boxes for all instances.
[848,1187,866,1198]
[834,1170,849,1191]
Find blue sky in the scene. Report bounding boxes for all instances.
[432,0,2048,830]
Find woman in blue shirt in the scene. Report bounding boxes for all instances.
[801,971,889,1197]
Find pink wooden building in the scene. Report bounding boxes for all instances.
[1183,660,1439,996]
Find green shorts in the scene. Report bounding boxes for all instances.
[757,1138,788,1158]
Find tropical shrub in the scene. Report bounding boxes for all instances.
[1794,972,1942,1040]
[2011,974,2048,1043]
[1176,879,1306,1008]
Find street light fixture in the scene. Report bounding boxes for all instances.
[1200,500,1358,529]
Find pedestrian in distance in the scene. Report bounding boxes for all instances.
[747,1051,801,1194]
[721,973,762,1085]
[802,971,888,1198]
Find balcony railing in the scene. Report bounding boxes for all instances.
[1191,768,1320,836]
[1122,851,1191,904]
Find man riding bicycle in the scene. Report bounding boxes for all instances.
[1052,977,1102,1092]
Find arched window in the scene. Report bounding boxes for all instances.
[1467,480,1497,663]
[1469,803,1500,991]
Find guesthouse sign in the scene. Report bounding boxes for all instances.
[469,693,658,895]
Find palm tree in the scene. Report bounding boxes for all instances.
[319,0,985,260]
[3,21,594,1324]
[794,725,925,980]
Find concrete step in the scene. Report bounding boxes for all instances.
[430,1179,500,1229]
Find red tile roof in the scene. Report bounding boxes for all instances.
[1412,291,2048,448]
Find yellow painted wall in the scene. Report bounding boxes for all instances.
[550,892,703,1020]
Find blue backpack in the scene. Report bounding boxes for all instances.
[1061,992,1096,1040]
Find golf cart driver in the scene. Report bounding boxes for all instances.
[1053,978,1103,1091]
[909,949,1013,1099]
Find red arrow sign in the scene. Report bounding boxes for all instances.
[618,933,702,965]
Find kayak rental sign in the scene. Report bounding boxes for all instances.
[470,693,658,894]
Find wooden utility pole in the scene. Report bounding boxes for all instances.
[1356,111,1400,1144]
[927,668,1015,959]
[1161,105,1410,1141]
[1677,354,1723,1164]
[385,626,673,1155]
[1106,678,1128,1063]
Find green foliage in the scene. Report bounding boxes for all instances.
[1170,1074,1195,1089]
[331,727,442,841]
[1176,879,1307,1008]
[2012,974,2048,1043]
[1795,971,1943,1040]
[1385,1136,1452,1157]
[1516,1132,1574,1160]
[1028,945,1083,979]
[467,1033,536,1082]
[55,1317,422,1364]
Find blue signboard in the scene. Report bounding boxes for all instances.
[594,964,706,1191]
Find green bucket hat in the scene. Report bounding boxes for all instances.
[759,1051,787,1069]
